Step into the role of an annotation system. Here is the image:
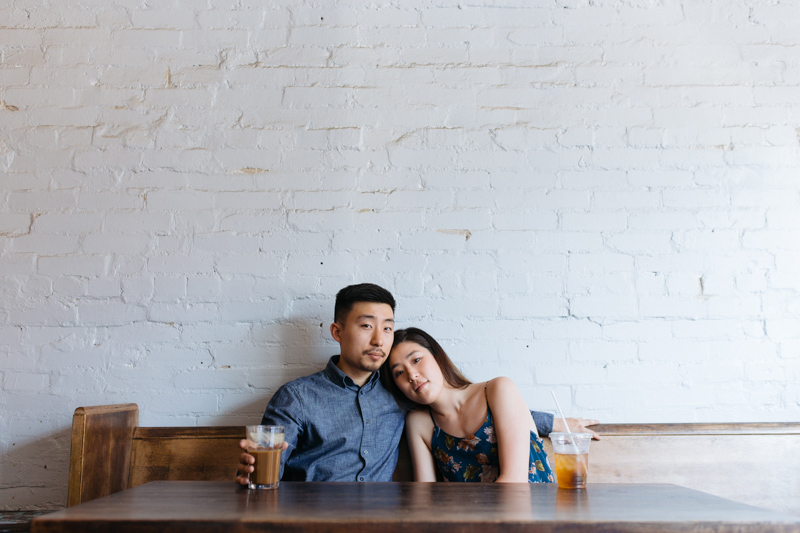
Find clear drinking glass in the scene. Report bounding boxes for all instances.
[549,432,591,489]
[246,425,284,490]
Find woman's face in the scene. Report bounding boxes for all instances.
[387,341,443,404]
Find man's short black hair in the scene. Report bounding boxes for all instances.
[334,283,396,325]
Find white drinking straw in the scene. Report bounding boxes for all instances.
[551,390,581,455]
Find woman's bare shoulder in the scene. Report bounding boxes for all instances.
[485,376,529,411]
[406,408,432,425]
[484,377,535,430]
[405,408,434,446]
[485,376,518,395]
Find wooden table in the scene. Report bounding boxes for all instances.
[32,481,800,533]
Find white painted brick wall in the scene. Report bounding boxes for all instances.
[2,0,800,510]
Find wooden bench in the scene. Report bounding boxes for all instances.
[68,404,800,515]
[68,402,414,508]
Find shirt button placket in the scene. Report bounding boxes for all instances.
[357,386,369,481]
[361,401,373,477]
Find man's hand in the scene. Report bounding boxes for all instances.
[235,439,289,486]
[236,439,256,486]
[552,418,601,440]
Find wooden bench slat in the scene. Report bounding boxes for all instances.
[133,426,245,439]
[592,422,800,436]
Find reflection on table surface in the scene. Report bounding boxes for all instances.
[33,481,800,533]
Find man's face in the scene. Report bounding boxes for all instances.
[330,301,395,383]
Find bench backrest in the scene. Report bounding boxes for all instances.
[69,405,243,506]
[543,422,800,515]
[68,404,800,515]
[128,426,244,488]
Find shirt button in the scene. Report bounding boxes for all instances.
[359,476,365,482]
[363,449,369,456]
[365,419,370,424]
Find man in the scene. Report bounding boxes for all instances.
[236,283,598,484]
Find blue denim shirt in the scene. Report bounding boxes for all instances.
[533,410,554,437]
[261,356,406,482]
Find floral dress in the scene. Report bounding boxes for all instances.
[430,400,555,483]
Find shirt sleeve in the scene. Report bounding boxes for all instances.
[261,383,304,474]
[530,410,554,437]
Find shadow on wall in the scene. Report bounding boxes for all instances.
[236,316,337,422]
[0,425,71,511]
[254,316,337,415]
[224,396,275,426]
[0,316,336,512]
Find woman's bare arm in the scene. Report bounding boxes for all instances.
[405,409,437,482]
[486,377,533,483]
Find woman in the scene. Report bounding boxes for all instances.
[381,327,554,483]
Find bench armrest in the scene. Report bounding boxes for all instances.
[67,404,139,506]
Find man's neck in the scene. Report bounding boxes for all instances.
[335,359,373,387]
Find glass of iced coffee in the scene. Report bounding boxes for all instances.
[549,432,591,489]
[246,425,284,490]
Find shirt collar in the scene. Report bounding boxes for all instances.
[325,355,381,391]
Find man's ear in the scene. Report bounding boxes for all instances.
[330,321,342,343]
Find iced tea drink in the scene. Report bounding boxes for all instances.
[246,425,284,490]
[554,452,589,489]
[549,432,591,489]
